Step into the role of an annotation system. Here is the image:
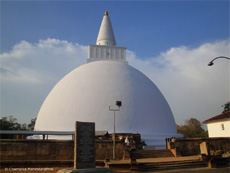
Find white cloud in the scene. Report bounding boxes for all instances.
[0,39,87,123]
[1,38,87,84]
[128,40,230,125]
[1,38,229,125]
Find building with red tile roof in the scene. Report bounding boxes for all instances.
[203,111,230,137]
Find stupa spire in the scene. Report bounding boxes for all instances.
[88,11,126,63]
[96,10,116,46]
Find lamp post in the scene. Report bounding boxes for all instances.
[208,56,230,66]
[109,101,122,160]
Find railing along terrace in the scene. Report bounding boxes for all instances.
[0,130,108,140]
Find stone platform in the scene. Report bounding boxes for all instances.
[57,167,113,173]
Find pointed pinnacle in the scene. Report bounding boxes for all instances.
[105,10,108,16]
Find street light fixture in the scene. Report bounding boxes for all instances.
[109,101,122,160]
[208,56,230,66]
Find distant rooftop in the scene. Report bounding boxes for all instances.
[203,111,230,124]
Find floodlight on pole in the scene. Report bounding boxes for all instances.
[109,101,122,160]
[207,56,230,66]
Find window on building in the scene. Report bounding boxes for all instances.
[221,124,225,130]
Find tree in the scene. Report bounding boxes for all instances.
[28,118,36,130]
[177,118,208,138]
[0,116,21,130]
[0,116,36,139]
[222,101,230,113]
[0,116,36,131]
[0,116,20,139]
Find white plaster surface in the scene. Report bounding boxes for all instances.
[96,15,116,46]
[35,61,176,145]
[34,11,180,146]
[207,120,230,137]
[88,45,126,63]
[35,61,178,142]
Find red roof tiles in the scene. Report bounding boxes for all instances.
[203,111,230,124]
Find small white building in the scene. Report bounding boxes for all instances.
[203,111,230,137]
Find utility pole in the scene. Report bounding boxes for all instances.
[109,101,122,160]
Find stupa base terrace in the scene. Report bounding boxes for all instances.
[0,131,229,172]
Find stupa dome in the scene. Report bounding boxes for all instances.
[35,61,177,135]
[34,11,180,146]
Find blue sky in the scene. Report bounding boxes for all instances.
[2,1,229,57]
[1,1,229,128]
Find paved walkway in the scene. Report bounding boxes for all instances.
[108,156,230,173]
[137,155,200,163]
[152,167,230,173]
[107,155,200,164]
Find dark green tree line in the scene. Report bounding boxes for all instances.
[177,118,208,138]
[0,115,36,131]
[0,116,36,139]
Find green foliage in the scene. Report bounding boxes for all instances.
[177,118,208,138]
[0,116,21,130]
[0,116,36,139]
[0,116,36,130]
[222,101,230,113]
[28,118,37,131]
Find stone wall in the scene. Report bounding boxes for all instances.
[169,137,230,156]
[0,139,132,161]
[0,140,74,161]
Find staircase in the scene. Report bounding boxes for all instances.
[130,149,209,172]
[138,159,208,172]
[131,149,174,159]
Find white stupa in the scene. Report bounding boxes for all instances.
[34,11,180,148]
